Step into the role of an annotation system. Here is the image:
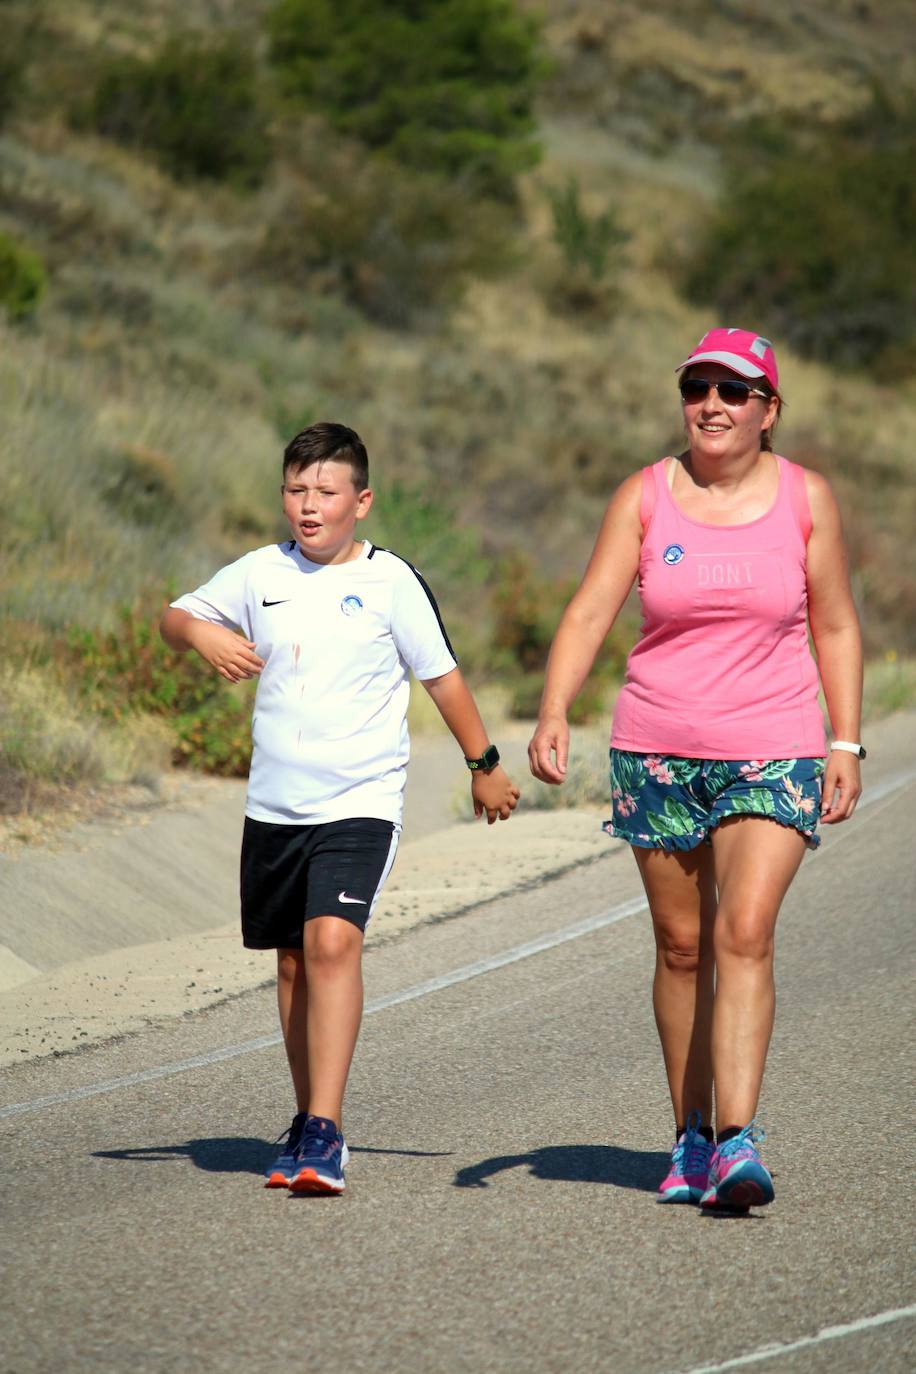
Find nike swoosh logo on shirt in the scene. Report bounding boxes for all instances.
[338,892,367,904]
[262,598,291,607]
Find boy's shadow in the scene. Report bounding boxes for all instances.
[94,1139,450,1176]
[454,1144,670,1193]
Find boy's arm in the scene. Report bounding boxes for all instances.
[160,607,265,684]
[421,667,520,824]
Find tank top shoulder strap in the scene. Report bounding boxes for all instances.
[639,459,669,534]
[780,455,812,544]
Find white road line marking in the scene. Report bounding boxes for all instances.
[2,765,914,1122]
[670,1301,916,1373]
[0,896,648,1120]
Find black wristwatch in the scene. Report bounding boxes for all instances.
[465,744,500,772]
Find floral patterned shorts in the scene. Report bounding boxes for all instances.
[603,750,826,851]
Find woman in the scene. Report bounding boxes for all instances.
[528,328,863,1210]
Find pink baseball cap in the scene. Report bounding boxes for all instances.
[676,328,779,391]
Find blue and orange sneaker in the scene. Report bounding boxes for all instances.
[700,1121,775,1210]
[289,1115,349,1195]
[265,1111,309,1188]
[657,1111,713,1204]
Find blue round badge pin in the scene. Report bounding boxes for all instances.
[340,594,364,616]
[663,544,686,566]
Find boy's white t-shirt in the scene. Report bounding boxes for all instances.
[170,540,457,825]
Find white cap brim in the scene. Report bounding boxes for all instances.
[675,350,765,378]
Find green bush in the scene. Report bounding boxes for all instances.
[259,149,514,325]
[548,178,628,281]
[0,3,42,129]
[101,446,184,532]
[366,479,488,588]
[543,177,629,319]
[267,0,543,196]
[85,35,270,186]
[681,99,916,373]
[67,604,255,776]
[490,553,629,721]
[0,231,47,321]
[0,52,24,128]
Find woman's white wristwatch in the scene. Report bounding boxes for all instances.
[830,740,866,759]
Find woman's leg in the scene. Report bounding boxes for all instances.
[303,915,365,1130]
[276,947,309,1112]
[634,845,718,1130]
[709,817,806,1131]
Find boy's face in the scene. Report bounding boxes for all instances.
[281,459,372,565]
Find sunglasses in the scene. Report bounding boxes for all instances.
[679,377,770,406]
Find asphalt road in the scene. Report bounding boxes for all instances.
[2,754,915,1373]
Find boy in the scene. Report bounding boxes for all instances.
[160,423,519,1195]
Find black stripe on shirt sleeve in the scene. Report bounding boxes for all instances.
[377,547,458,665]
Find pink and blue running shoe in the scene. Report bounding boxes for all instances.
[289,1115,349,1195]
[700,1121,774,1210]
[657,1111,713,1204]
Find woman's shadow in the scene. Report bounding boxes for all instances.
[454,1144,670,1192]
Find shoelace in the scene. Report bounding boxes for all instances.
[679,1109,712,1173]
[717,1119,765,1160]
[273,1112,307,1153]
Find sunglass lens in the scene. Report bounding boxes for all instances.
[717,380,751,404]
[679,378,753,405]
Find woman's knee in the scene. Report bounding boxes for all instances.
[714,910,776,963]
[653,919,705,974]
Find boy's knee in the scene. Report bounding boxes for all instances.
[304,918,362,968]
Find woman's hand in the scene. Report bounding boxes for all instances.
[528,715,569,785]
[819,752,862,824]
[471,766,521,824]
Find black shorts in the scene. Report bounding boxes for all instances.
[240,816,399,947]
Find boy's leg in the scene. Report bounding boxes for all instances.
[277,948,309,1111]
[303,915,365,1129]
[295,817,398,1131]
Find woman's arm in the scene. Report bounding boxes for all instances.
[805,470,863,823]
[528,472,643,783]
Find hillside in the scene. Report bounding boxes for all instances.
[1,0,914,806]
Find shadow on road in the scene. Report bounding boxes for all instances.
[453,1143,671,1192]
[94,1138,277,1175]
[94,1139,452,1176]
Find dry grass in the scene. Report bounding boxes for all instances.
[0,667,173,806]
[0,0,913,821]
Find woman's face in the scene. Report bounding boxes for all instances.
[680,362,779,460]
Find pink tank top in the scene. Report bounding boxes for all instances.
[611,455,826,760]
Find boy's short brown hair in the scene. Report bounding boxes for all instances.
[282,423,369,490]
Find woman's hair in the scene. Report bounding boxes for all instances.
[756,381,783,452]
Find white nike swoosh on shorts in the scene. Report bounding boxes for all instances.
[338,892,367,904]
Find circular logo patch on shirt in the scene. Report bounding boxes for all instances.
[663,543,686,566]
[340,594,364,616]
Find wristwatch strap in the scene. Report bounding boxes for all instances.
[465,744,500,771]
[830,740,866,759]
